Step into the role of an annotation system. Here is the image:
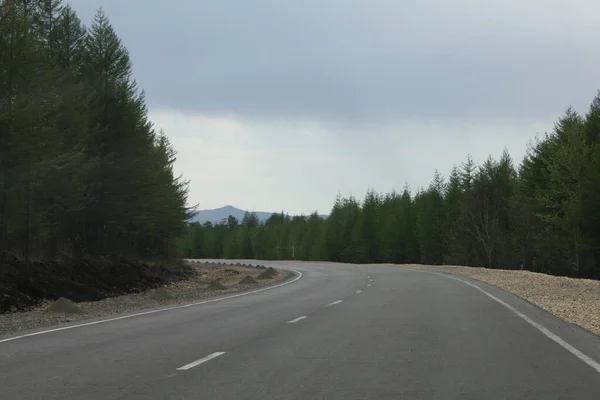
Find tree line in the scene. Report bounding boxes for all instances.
[0,0,190,265]
[179,93,600,280]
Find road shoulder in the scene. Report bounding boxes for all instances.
[391,265,600,372]
[0,262,294,338]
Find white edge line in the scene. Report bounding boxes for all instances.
[415,269,600,375]
[327,300,343,306]
[177,351,226,371]
[287,316,307,324]
[0,269,303,344]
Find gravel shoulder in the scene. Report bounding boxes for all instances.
[389,264,600,336]
[0,262,292,336]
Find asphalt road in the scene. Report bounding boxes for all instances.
[2,261,600,399]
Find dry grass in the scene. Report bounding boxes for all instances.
[392,264,600,336]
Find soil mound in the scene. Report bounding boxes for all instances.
[239,275,258,285]
[257,267,277,280]
[209,280,227,290]
[224,268,240,275]
[147,287,175,301]
[44,297,82,314]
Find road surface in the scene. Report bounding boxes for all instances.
[2,261,600,399]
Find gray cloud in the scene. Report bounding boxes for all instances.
[70,0,600,123]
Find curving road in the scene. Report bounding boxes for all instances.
[2,261,600,399]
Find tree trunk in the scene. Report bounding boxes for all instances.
[24,172,32,273]
[0,7,15,266]
[0,177,8,265]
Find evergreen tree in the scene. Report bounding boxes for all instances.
[414,172,445,264]
[442,166,465,264]
[538,108,591,276]
[0,4,190,265]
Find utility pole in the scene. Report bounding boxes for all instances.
[291,245,295,260]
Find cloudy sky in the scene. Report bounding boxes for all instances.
[69,0,600,215]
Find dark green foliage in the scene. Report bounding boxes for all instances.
[0,1,189,263]
[181,91,600,280]
[414,171,445,265]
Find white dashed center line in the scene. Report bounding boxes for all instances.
[287,316,307,324]
[356,290,362,294]
[177,352,226,371]
[327,300,344,307]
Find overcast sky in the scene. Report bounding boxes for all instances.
[68,0,600,215]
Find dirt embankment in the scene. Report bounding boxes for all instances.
[0,260,292,336]
[0,252,194,313]
[396,264,600,337]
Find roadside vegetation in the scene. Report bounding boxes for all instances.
[181,95,600,282]
[0,1,192,311]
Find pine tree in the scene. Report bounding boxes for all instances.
[0,3,189,266]
[414,172,445,264]
[357,189,381,263]
[31,0,63,56]
[442,166,465,264]
[30,1,89,256]
[539,108,591,276]
[0,0,53,262]
[460,154,475,190]
[584,92,600,144]
[324,194,345,261]
[239,212,259,258]
[377,191,400,263]
[306,212,325,261]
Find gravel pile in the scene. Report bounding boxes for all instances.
[397,264,600,336]
[0,262,292,336]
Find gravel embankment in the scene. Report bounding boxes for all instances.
[0,262,292,336]
[393,264,600,336]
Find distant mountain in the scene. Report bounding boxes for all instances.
[189,205,327,225]
[189,205,271,224]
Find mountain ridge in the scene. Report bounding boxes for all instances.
[189,205,327,224]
